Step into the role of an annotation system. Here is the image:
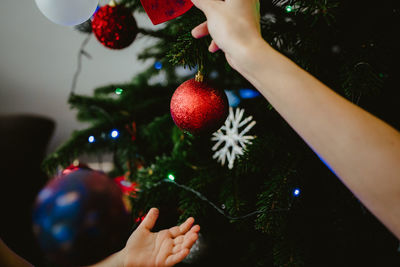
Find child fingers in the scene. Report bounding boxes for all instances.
[168,217,194,238]
[190,224,201,233]
[173,231,198,253]
[165,248,190,267]
[173,235,184,245]
[179,217,195,233]
[158,238,174,265]
[182,232,199,250]
[173,225,200,246]
[168,226,181,237]
[172,243,183,254]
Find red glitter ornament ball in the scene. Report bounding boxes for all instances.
[92,4,138,49]
[170,78,229,135]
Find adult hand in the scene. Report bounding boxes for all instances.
[191,0,263,71]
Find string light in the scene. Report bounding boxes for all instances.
[293,188,301,197]
[239,88,261,99]
[146,176,291,221]
[88,135,95,143]
[115,88,124,95]
[167,174,175,181]
[285,5,293,13]
[110,129,119,139]
[154,61,163,70]
[70,34,91,96]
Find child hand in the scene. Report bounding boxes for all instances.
[121,208,200,267]
[191,0,263,71]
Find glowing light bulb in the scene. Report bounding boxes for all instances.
[115,88,124,95]
[154,61,163,70]
[239,88,261,99]
[88,136,95,143]
[293,188,301,197]
[111,130,119,139]
[167,174,175,181]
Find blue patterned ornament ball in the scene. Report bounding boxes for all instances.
[33,169,131,266]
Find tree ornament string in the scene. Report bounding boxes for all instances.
[69,21,152,97]
[70,34,92,97]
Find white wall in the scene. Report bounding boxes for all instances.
[0,0,160,152]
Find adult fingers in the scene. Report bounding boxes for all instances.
[139,208,159,231]
[191,21,209,39]
[209,40,220,53]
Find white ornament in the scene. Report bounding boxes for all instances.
[211,107,256,169]
[35,0,99,26]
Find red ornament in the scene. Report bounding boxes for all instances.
[170,77,229,135]
[140,0,193,25]
[92,4,138,49]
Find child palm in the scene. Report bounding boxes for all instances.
[122,208,200,267]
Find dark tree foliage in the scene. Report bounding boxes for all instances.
[44,0,400,266]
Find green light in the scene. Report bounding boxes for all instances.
[167,174,175,181]
[285,5,293,13]
[115,88,124,95]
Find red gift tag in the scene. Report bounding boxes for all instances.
[140,0,193,25]
[114,176,139,196]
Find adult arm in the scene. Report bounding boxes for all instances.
[192,0,400,238]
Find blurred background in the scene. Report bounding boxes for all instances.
[0,0,159,153]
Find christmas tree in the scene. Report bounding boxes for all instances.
[41,0,400,266]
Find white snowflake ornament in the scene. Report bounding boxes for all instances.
[211,107,256,169]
